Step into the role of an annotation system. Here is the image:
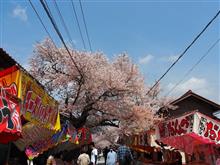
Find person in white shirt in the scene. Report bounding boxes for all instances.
[90,143,98,165]
[27,159,34,165]
[106,148,117,165]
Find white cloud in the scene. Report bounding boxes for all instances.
[139,54,154,64]
[161,55,179,63]
[167,55,179,62]
[167,77,210,96]
[12,5,28,22]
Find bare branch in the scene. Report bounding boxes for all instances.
[51,63,70,76]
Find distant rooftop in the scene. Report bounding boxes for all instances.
[171,90,220,110]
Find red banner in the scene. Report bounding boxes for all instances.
[197,113,220,144]
[0,66,22,143]
[158,113,194,139]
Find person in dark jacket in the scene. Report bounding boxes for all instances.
[103,146,110,164]
[117,139,133,165]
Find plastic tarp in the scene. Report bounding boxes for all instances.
[156,112,220,154]
[14,122,55,151]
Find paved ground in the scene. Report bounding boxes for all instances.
[97,154,105,165]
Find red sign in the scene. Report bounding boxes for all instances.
[198,116,220,143]
[158,114,194,138]
[0,83,22,143]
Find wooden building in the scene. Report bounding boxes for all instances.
[155,90,220,164]
[159,90,220,119]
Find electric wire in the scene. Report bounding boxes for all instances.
[39,0,82,76]
[28,0,53,42]
[53,0,75,47]
[146,10,220,96]
[70,0,86,50]
[164,38,220,97]
[79,0,92,51]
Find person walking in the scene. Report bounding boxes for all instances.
[46,155,56,165]
[90,143,98,165]
[117,139,133,165]
[103,146,109,164]
[106,148,117,165]
[77,150,90,165]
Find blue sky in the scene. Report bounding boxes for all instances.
[0,0,219,103]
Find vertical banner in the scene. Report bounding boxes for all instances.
[21,71,60,130]
[0,66,22,143]
[196,112,220,144]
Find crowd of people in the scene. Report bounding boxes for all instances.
[76,139,133,165]
[42,139,134,165]
[103,139,133,165]
[7,139,184,165]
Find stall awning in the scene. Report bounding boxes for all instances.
[14,122,69,159]
[156,111,220,154]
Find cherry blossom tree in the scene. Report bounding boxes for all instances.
[29,38,165,135]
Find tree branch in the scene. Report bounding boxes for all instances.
[97,119,119,127]
[72,77,83,106]
[91,108,117,117]
[51,63,70,76]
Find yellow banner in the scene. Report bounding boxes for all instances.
[21,71,60,130]
[0,66,22,98]
[0,66,60,131]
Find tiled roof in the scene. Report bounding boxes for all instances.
[171,90,220,110]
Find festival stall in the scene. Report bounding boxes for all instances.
[156,111,220,164]
[126,131,151,152]
[0,65,93,162]
[0,65,61,161]
[125,131,164,164]
[52,127,93,154]
[20,122,68,159]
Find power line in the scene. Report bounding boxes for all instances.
[29,0,71,62]
[53,0,75,47]
[79,0,92,51]
[43,0,61,40]
[146,10,220,96]
[70,0,87,50]
[165,38,220,97]
[39,0,82,76]
[28,0,53,41]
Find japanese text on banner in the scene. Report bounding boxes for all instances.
[0,66,22,142]
[21,72,60,130]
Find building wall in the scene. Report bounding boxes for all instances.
[169,96,218,119]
